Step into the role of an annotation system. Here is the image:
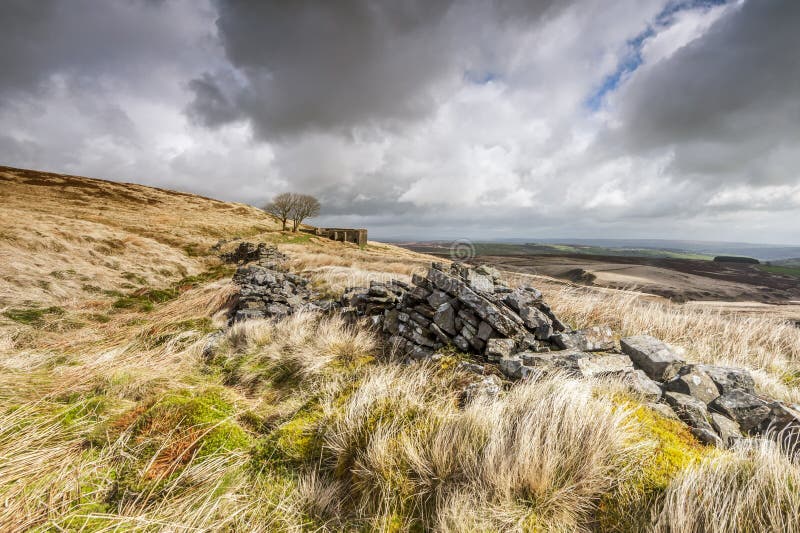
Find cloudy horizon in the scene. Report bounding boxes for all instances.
[2,0,799,244]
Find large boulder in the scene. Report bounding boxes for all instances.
[621,335,684,381]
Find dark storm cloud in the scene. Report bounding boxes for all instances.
[2,0,799,244]
[187,0,563,138]
[0,0,213,103]
[604,0,800,186]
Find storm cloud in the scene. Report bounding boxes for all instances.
[1,0,799,243]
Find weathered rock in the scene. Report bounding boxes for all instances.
[467,270,495,293]
[456,361,485,375]
[433,302,457,336]
[664,391,719,444]
[427,290,451,309]
[517,305,553,339]
[710,412,742,447]
[477,321,494,341]
[551,326,615,352]
[663,366,721,404]
[457,308,478,328]
[576,353,634,377]
[460,374,502,404]
[499,355,524,379]
[709,391,771,434]
[453,334,471,352]
[696,365,755,395]
[620,369,662,401]
[457,284,522,338]
[503,288,539,313]
[485,338,515,361]
[648,402,678,420]
[621,335,684,381]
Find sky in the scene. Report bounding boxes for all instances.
[1,0,799,243]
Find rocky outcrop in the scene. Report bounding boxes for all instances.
[226,246,800,455]
[342,260,800,453]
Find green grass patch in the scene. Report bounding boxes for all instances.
[759,264,800,278]
[111,264,235,312]
[2,306,65,325]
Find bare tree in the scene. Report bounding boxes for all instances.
[263,192,296,231]
[290,194,321,231]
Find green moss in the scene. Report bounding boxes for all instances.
[132,388,250,456]
[255,408,324,467]
[2,305,64,325]
[596,399,716,531]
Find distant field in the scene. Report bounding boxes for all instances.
[760,264,800,278]
[407,241,715,260]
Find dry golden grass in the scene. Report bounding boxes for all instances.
[0,165,279,308]
[655,437,800,532]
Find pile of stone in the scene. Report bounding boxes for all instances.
[230,244,335,322]
[226,247,800,452]
[221,241,271,264]
[342,261,800,451]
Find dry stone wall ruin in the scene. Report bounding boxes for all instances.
[225,243,800,455]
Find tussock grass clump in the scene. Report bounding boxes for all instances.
[654,438,800,532]
[272,365,645,531]
[216,311,377,393]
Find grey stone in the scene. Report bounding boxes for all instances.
[664,391,718,437]
[456,361,485,375]
[710,412,742,447]
[433,302,456,335]
[460,374,502,404]
[477,321,494,341]
[427,290,451,309]
[621,369,662,401]
[457,284,522,337]
[503,288,540,312]
[485,338,515,361]
[457,308,479,328]
[467,270,495,293]
[621,335,684,381]
[648,402,678,420]
[429,322,451,344]
[696,365,755,395]
[475,264,502,280]
[552,326,615,352]
[453,335,470,352]
[691,427,724,447]
[576,353,634,377]
[663,367,721,404]
[500,356,524,379]
[517,305,553,339]
[709,391,772,434]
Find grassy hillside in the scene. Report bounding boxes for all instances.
[2,167,800,531]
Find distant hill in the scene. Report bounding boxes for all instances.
[483,238,800,262]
